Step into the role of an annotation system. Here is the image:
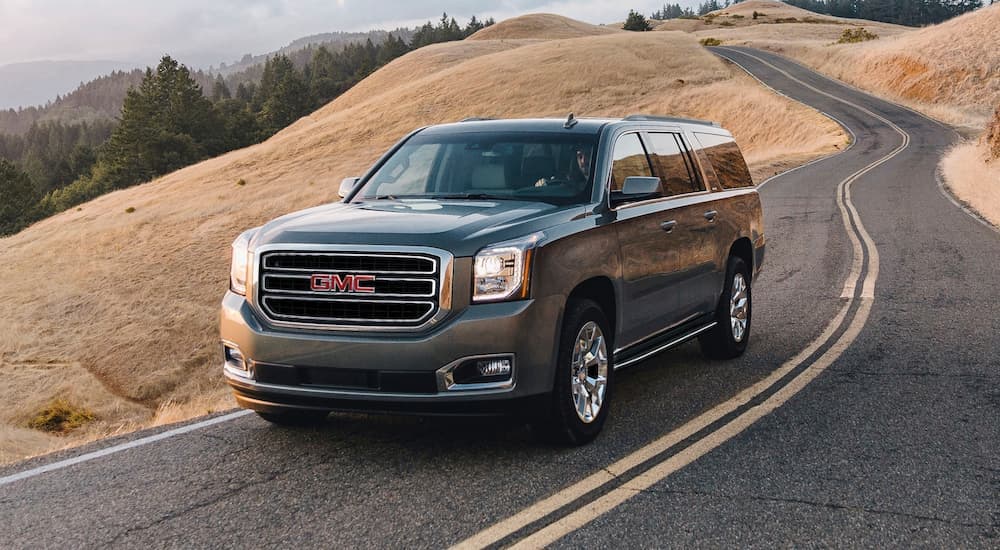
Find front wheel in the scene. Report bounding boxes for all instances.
[543,299,614,445]
[699,256,752,359]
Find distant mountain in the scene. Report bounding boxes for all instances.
[214,28,414,76]
[0,69,146,135]
[0,60,138,110]
[0,29,416,136]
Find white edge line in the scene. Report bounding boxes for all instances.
[709,47,857,190]
[455,46,899,550]
[756,111,857,190]
[0,410,253,487]
[934,164,1000,234]
[733,44,993,237]
[737,45,965,140]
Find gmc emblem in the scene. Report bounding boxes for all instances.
[310,274,376,293]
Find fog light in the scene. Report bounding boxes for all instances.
[223,344,252,379]
[440,355,515,390]
[477,357,512,377]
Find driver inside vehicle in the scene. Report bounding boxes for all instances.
[533,145,593,190]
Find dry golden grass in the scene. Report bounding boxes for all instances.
[655,0,904,32]
[711,3,1000,128]
[693,20,907,44]
[941,140,1000,227]
[0,23,845,464]
[987,106,1000,160]
[709,0,852,22]
[469,13,622,40]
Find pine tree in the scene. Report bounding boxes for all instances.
[98,56,222,189]
[212,77,231,101]
[256,55,309,137]
[0,159,38,235]
[623,10,653,31]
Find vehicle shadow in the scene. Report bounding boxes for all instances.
[239,340,751,464]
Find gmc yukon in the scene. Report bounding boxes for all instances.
[221,115,765,444]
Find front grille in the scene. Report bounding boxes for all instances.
[258,251,441,328]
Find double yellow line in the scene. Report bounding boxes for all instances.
[452,48,911,549]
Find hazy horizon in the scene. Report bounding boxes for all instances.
[0,1,690,68]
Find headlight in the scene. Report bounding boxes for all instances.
[473,233,543,302]
[229,228,259,296]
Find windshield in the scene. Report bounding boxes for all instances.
[353,132,598,205]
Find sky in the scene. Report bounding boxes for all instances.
[0,0,694,68]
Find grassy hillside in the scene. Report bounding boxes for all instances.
[0,20,846,464]
[942,105,1000,227]
[468,13,621,40]
[702,1,1000,128]
[655,0,907,32]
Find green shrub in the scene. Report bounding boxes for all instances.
[623,10,652,31]
[27,400,96,433]
[719,20,734,26]
[700,38,723,46]
[837,28,879,43]
[236,178,247,186]
[732,14,745,19]
[125,206,136,213]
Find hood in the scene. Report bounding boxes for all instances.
[253,198,586,256]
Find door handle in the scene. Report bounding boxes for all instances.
[660,220,677,233]
[704,210,718,222]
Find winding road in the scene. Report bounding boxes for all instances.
[2,48,997,548]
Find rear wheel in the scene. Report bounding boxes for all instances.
[255,409,329,426]
[699,256,752,359]
[543,299,614,445]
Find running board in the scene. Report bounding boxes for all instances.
[613,322,717,370]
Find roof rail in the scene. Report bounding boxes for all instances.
[459,117,493,122]
[622,114,720,127]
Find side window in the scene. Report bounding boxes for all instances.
[610,133,653,192]
[647,133,702,196]
[694,132,754,189]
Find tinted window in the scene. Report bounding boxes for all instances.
[355,133,597,205]
[647,133,702,196]
[695,132,753,189]
[610,133,653,192]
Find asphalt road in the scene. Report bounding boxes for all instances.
[2,48,997,548]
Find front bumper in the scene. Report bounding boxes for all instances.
[220,291,563,414]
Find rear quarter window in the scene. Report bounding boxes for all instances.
[694,132,754,189]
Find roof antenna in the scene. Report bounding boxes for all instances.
[564,113,578,129]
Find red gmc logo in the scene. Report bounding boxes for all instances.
[310,274,376,293]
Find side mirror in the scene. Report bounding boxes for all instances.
[338,177,361,198]
[612,176,661,206]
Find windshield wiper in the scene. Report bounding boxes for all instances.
[430,193,516,201]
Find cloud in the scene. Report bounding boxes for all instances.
[0,0,688,67]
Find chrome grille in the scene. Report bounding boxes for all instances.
[258,251,440,328]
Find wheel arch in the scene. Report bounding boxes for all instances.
[729,237,754,281]
[566,276,617,338]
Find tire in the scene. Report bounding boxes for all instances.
[699,255,752,360]
[255,409,329,426]
[543,299,614,445]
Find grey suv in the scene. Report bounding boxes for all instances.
[221,115,765,443]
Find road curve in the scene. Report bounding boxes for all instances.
[1,48,997,548]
